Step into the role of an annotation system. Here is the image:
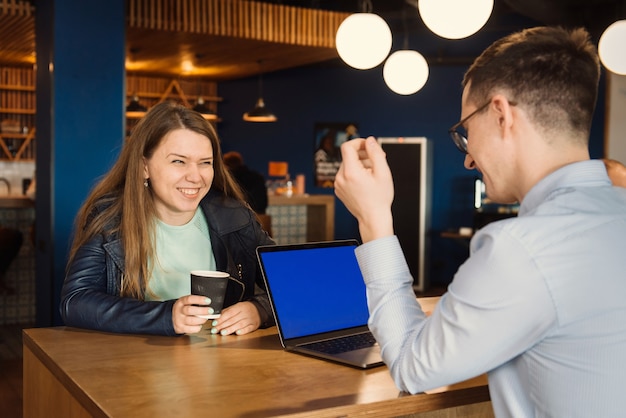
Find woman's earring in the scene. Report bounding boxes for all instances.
[144,179,149,188]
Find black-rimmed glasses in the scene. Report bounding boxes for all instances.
[448,101,490,154]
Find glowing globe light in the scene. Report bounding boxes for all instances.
[599,20,626,75]
[335,13,393,70]
[418,0,494,40]
[383,50,429,95]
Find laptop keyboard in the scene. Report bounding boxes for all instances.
[300,332,377,355]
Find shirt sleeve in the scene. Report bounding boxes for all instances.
[355,231,556,393]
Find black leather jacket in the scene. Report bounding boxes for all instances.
[60,190,275,336]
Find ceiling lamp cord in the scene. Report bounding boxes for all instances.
[383,5,429,95]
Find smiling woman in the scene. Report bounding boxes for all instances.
[142,128,215,225]
[59,102,276,337]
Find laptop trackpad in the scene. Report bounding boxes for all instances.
[336,346,384,369]
[295,345,384,369]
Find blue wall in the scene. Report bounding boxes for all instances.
[218,43,607,287]
[35,0,126,325]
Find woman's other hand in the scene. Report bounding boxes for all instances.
[209,301,261,336]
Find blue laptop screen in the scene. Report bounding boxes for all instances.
[258,243,370,339]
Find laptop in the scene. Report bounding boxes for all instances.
[256,239,384,369]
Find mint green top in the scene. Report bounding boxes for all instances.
[146,208,216,301]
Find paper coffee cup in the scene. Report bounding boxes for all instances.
[190,270,230,319]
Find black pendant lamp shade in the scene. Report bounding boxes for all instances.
[193,97,218,121]
[243,97,277,122]
[243,65,277,122]
[126,94,147,118]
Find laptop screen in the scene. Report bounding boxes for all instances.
[257,241,369,339]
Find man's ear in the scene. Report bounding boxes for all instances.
[491,94,515,133]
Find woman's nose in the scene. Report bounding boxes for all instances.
[185,164,202,180]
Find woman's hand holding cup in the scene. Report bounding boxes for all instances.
[172,294,214,334]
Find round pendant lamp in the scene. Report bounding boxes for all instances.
[383,50,429,95]
[599,20,626,75]
[418,0,493,40]
[335,13,392,70]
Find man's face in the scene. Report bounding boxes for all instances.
[461,84,518,204]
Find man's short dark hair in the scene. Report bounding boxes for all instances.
[463,26,600,143]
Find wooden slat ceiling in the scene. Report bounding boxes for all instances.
[0,0,350,80]
[0,1,35,69]
[4,0,623,80]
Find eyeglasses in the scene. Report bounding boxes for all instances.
[448,101,491,154]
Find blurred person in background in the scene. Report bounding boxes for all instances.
[223,151,268,214]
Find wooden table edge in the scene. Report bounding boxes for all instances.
[23,329,109,418]
[274,385,491,418]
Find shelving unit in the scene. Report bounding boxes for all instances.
[0,129,35,160]
[0,68,222,157]
[0,66,36,161]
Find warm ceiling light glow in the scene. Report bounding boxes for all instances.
[599,20,626,75]
[418,0,493,39]
[335,13,392,70]
[383,50,429,95]
[181,60,194,74]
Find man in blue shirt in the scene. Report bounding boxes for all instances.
[334,26,626,417]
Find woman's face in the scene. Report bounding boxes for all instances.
[143,128,214,225]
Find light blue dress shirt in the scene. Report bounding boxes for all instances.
[355,160,626,417]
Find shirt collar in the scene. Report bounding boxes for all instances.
[518,159,611,216]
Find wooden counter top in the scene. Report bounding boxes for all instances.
[0,196,34,208]
[268,194,334,206]
[23,297,492,418]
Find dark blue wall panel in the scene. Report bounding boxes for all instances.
[36,0,126,325]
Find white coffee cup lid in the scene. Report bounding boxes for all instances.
[190,270,229,278]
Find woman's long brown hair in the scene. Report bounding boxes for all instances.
[67,101,246,299]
